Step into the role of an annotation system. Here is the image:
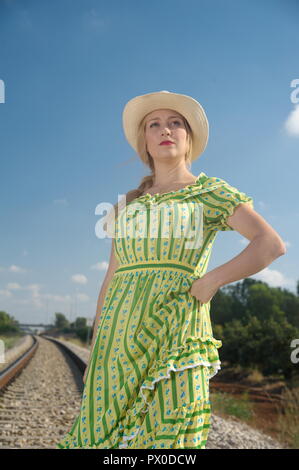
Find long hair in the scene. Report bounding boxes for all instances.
[103,112,194,237]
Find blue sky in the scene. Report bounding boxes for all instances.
[0,0,298,325]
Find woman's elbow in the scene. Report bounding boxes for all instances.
[272,237,287,257]
[257,232,287,258]
[279,242,287,256]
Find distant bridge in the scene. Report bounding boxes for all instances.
[19,324,53,334]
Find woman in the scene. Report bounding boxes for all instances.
[57,90,286,449]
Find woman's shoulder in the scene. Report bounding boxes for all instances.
[185,172,252,207]
[190,172,229,194]
[198,172,228,187]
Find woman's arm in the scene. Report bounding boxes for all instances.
[190,203,287,303]
[85,239,119,367]
[208,203,286,289]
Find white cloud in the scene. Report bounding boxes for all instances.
[6,283,21,290]
[251,267,294,289]
[26,284,41,292]
[90,261,109,271]
[0,279,94,322]
[284,104,299,136]
[9,265,27,273]
[71,274,88,285]
[0,280,87,308]
[0,289,12,297]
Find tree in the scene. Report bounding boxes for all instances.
[0,311,19,333]
[73,317,87,330]
[218,313,299,381]
[54,313,70,330]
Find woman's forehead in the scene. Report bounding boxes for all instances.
[145,108,182,120]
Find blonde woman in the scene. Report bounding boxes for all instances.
[57,90,286,449]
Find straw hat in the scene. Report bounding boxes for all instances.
[122,90,209,162]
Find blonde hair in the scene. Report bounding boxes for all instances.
[103,112,194,237]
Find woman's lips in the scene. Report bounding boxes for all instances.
[160,142,175,145]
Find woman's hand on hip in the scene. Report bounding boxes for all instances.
[189,274,220,304]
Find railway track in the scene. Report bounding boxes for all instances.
[0,335,291,449]
[0,335,88,449]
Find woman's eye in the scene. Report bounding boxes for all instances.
[150,120,181,128]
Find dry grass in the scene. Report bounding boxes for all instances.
[0,333,25,350]
[276,385,299,449]
[57,335,91,350]
[245,367,264,384]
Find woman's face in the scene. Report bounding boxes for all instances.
[144,108,188,160]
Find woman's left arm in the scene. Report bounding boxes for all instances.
[190,203,287,303]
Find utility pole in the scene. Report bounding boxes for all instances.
[46,299,49,330]
[69,301,73,325]
[75,290,78,321]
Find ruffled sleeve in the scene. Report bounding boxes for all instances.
[200,175,254,232]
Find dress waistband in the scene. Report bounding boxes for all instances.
[114,261,196,275]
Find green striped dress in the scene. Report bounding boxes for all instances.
[56,171,254,449]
